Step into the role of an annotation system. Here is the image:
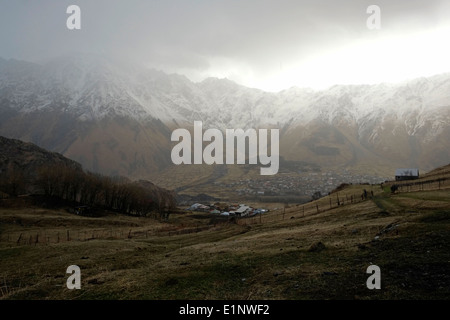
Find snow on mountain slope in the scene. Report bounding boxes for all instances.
[0,54,449,177]
[0,54,205,123]
[1,54,449,134]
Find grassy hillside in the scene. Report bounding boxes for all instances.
[0,174,449,300]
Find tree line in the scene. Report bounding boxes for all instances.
[0,163,176,217]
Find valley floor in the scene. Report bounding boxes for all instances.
[0,184,449,300]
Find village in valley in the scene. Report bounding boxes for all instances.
[186,169,391,217]
[187,202,267,217]
[213,169,388,199]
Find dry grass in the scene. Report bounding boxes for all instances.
[0,181,449,300]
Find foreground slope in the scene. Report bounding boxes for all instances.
[0,167,449,299]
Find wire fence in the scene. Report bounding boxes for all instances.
[1,229,141,246]
[0,222,230,246]
[237,189,376,226]
[0,188,379,244]
[391,177,449,193]
[2,177,448,245]
[239,177,450,226]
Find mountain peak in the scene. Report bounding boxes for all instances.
[199,76,241,88]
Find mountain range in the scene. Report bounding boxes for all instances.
[0,53,449,190]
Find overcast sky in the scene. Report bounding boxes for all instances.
[1,0,450,91]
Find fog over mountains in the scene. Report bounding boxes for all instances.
[0,54,449,181]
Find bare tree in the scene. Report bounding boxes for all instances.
[37,166,59,197]
[0,164,25,196]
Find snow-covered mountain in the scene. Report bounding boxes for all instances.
[2,54,449,130]
[0,54,449,179]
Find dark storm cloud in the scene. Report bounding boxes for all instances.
[1,0,449,89]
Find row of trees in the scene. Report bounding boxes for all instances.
[0,164,26,197]
[0,163,176,216]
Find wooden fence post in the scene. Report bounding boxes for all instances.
[17,233,22,245]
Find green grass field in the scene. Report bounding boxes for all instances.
[0,181,449,300]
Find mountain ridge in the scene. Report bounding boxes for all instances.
[0,54,449,185]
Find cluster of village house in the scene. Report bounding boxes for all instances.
[213,170,389,198]
[186,169,417,215]
[188,203,268,217]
